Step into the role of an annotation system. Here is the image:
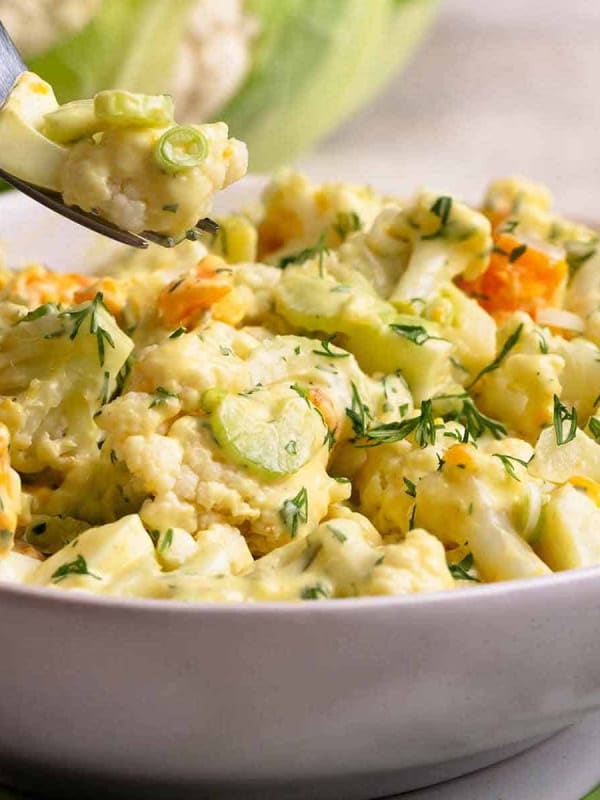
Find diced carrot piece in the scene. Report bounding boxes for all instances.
[73,276,127,316]
[11,265,93,307]
[457,233,567,321]
[158,255,233,328]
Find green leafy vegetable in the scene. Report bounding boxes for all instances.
[51,554,101,584]
[448,553,480,582]
[552,395,578,445]
[59,293,116,367]
[19,303,58,322]
[169,327,187,339]
[457,399,506,440]
[390,323,444,345]
[352,399,438,448]
[333,210,361,240]
[280,487,308,538]
[492,453,530,481]
[279,232,329,271]
[508,244,527,263]
[300,582,330,600]
[403,477,417,497]
[345,383,372,438]
[588,417,600,442]
[328,525,347,543]
[149,386,179,409]
[312,334,350,358]
[159,529,174,552]
[467,323,523,389]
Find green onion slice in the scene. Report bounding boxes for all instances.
[155,126,209,174]
[94,90,174,128]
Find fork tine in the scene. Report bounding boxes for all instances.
[0,166,149,249]
[0,22,26,105]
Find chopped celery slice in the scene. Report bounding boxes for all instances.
[43,99,101,143]
[207,390,326,478]
[94,89,174,128]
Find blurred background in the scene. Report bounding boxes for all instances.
[301,0,600,213]
[3,0,599,211]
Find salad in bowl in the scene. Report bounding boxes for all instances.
[1,147,600,603]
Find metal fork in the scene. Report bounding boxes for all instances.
[0,22,217,249]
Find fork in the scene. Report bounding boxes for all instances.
[0,21,217,249]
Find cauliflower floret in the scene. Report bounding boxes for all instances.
[136,416,349,555]
[138,514,454,601]
[0,296,133,473]
[483,176,553,223]
[257,170,384,264]
[175,0,258,121]
[334,192,491,305]
[413,441,548,582]
[472,313,564,442]
[0,0,100,58]
[98,340,359,554]
[354,436,444,539]
[383,191,492,307]
[354,419,547,583]
[126,321,256,409]
[483,176,597,258]
[125,319,408,452]
[61,122,247,237]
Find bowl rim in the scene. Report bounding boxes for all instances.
[1,562,599,616]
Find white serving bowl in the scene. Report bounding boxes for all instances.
[1,187,600,800]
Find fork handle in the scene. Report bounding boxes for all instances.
[0,22,27,106]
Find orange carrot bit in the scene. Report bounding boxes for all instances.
[11,265,93,308]
[158,255,233,329]
[307,387,338,436]
[457,233,567,321]
[73,276,127,317]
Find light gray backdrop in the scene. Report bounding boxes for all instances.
[301,0,600,216]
